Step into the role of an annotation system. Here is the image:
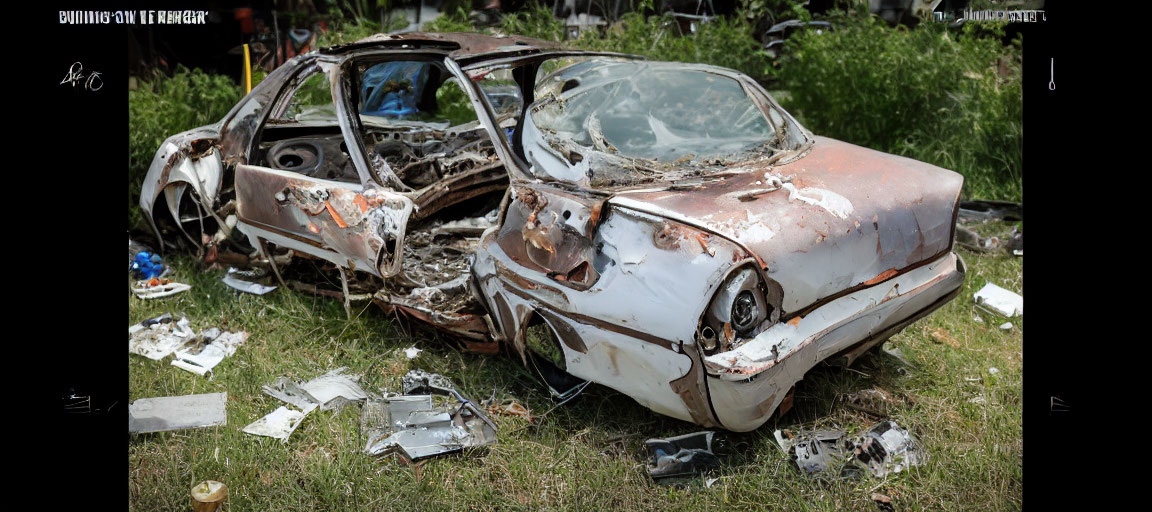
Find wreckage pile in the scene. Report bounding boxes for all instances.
[773,421,926,480]
[128,314,250,377]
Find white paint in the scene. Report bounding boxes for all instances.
[781,182,854,219]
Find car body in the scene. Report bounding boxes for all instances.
[140,32,965,432]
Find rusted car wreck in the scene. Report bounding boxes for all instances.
[140,32,965,432]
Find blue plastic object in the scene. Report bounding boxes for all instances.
[132,251,166,279]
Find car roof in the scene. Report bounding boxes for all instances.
[319,31,565,63]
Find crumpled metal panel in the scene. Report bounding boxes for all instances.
[610,136,962,315]
[235,166,413,277]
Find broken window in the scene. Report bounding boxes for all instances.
[275,69,335,122]
[528,61,779,165]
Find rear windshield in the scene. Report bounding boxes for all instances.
[529,61,777,162]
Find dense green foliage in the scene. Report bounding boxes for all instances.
[778,16,1022,200]
[129,5,1022,231]
[128,67,242,228]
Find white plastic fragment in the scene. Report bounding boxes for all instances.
[128,315,194,360]
[222,268,277,295]
[171,331,250,376]
[973,283,1023,317]
[988,367,1000,375]
[999,322,1013,330]
[404,346,422,359]
[242,405,316,441]
[132,280,192,299]
[129,392,227,433]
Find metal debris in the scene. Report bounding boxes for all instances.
[263,367,369,412]
[245,368,370,442]
[362,370,497,461]
[774,421,926,479]
[773,428,849,476]
[221,267,277,295]
[242,405,315,441]
[645,431,720,483]
[129,314,248,376]
[974,283,1023,317]
[171,329,250,376]
[849,421,926,478]
[128,314,194,360]
[128,392,227,433]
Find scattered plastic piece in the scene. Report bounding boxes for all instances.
[646,431,720,483]
[171,330,250,376]
[988,367,1000,375]
[404,346,422,359]
[133,278,192,299]
[129,392,227,433]
[973,282,1023,317]
[999,322,1013,330]
[132,251,167,279]
[129,314,194,360]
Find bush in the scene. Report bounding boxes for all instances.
[777,15,1022,200]
[128,67,242,228]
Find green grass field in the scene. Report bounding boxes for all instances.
[129,243,1022,510]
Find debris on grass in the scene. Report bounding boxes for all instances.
[128,392,227,433]
[774,428,848,476]
[171,329,250,376]
[246,368,370,442]
[190,480,228,512]
[645,431,720,483]
[484,399,535,423]
[242,405,315,441]
[132,278,191,299]
[774,421,926,479]
[129,314,194,360]
[262,367,369,411]
[988,367,1000,375]
[849,421,926,478]
[131,250,169,279]
[974,282,1023,317]
[404,346,422,359]
[221,267,277,295]
[130,314,248,376]
[999,322,1013,330]
[362,370,497,461]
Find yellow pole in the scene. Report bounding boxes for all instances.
[243,43,252,93]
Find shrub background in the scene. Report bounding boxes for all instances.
[778,15,1022,200]
[128,68,241,228]
[128,5,1022,229]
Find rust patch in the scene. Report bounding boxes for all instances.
[324,200,348,228]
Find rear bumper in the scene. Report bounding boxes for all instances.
[703,252,965,431]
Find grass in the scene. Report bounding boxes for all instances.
[128,237,1022,510]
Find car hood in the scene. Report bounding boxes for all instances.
[607,136,963,314]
